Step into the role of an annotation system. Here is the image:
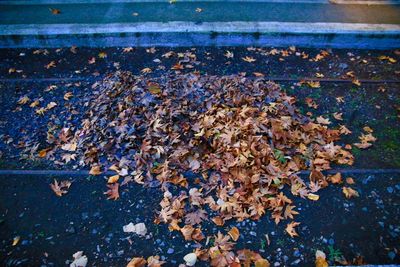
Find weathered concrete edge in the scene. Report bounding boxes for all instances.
[1,22,399,49]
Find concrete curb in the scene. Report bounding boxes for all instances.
[1,22,399,48]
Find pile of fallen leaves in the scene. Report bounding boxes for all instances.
[47,71,357,266]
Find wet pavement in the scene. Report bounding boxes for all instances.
[0,47,399,266]
[0,172,399,266]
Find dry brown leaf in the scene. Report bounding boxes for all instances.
[50,179,71,197]
[242,56,256,63]
[104,183,119,200]
[126,257,146,267]
[329,173,342,184]
[285,221,300,238]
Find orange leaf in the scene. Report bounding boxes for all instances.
[104,183,119,200]
[89,165,102,175]
[228,226,240,241]
[108,175,120,184]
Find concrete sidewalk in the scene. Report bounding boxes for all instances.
[0,0,399,48]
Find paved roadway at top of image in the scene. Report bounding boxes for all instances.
[0,0,399,25]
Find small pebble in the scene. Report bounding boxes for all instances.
[167,248,174,254]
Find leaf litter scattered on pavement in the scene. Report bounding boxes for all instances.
[14,70,380,266]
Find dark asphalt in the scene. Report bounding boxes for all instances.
[0,172,399,266]
[0,46,399,266]
[1,2,400,25]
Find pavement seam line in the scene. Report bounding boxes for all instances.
[0,169,399,176]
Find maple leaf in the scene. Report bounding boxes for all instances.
[104,183,119,200]
[61,153,76,163]
[185,209,207,225]
[50,179,71,197]
[146,255,165,267]
[316,116,331,125]
[285,221,300,238]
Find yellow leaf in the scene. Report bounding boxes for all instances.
[148,83,161,94]
[98,52,107,58]
[307,193,320,201]
[342,186,359,199]
[352,79,361,86]
[108,175,120,184]
[315,250,328,267]
[17,96,30,105]
[255,259,270,267]
[12,236,20,246]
